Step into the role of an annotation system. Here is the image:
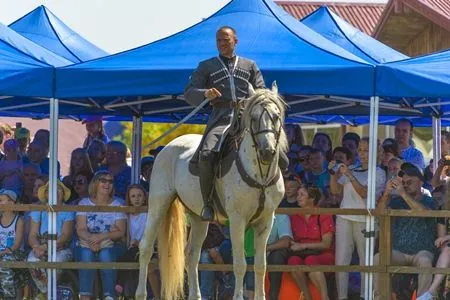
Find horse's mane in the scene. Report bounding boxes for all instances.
[241,88,289,154]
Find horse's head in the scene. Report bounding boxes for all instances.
[242,82,288,165]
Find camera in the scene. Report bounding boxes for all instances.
[329,160,343,175]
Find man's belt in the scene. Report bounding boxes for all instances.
[212,101,243,109]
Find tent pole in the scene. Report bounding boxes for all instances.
[432,117,441,171]
[131,116,143,184]
[365,96,379,300]
[48,97,59,300]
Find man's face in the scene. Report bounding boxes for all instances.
[23,166,39,188]
[401,174,422,195]
[106,145,125,166]
[216,28,237,57]
[333,151,350,166]
[395,122,412,146]
[441,136,450,156]
[309,152,324,171]
[342,139,358,160]
[27,143,45,163]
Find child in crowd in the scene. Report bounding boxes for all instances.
[87,139,107,172]
[0,189,28,299]
[304,148,331,203]
[312,132,333,162]
[82,116,109,149]
[115,184,160,299]
[0,139,23,194]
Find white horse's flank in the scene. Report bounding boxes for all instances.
[136,84,288,300]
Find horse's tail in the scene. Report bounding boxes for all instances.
[158,197,186,300]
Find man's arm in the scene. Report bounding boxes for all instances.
[184,62,209,106]
[250,62,265,89]
[400,192,429,210]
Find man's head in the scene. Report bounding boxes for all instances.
[441,130,450,156]
[308,148,325,172]
[216,26,238,58]
[105,141,127,166]
[394,118,413,148]
[283,174,302,198]
[3,139,19,160]
[23,163,41,189]
[398,163,424,196]
[342,132,360,162]
[332,146,352,166]
[14,127,30,151]
[27,140,47,164]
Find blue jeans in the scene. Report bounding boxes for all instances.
[77,246,121,298]
[200,239,233,298]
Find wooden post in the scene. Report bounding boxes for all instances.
[377,211,392,299]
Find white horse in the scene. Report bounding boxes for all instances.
[136,83,288,300]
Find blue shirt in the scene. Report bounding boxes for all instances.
[401,146,425,170]
[267,214,293,246]
[390,195,437,255]
[30,211,75,237]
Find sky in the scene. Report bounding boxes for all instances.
[0,0,387,54]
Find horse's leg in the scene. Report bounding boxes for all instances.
[186,214,209,300]
[253,213,275,300]
[136,191,174,300]
[229,214,247,300]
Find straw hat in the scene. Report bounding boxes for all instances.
[38,181,71,203]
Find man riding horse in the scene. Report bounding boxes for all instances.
[184,26,288,221]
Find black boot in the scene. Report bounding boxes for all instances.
[198,151,216,221]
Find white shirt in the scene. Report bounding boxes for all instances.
[338,167,386,222]
[129,213,147,242]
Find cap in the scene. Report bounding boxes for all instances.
[149,145,164,156]
[4,139,18,149]
[0,189,17,202]
[82,115,103,124]
[141,156,155,167]
[38,181,71,203]
[398,162,424,181]
[15,127,30,140]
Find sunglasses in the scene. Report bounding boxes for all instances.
[98,178,114,185]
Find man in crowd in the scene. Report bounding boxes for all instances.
[374,163,437,299]
[100,141,131,200]
[25,140,60,177]
[342,132,360,168]
[394,118,425,169]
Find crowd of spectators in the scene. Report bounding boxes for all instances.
[0,117,448,300]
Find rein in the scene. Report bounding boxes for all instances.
[237,98,284,223]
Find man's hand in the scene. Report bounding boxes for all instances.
[435,236,450,248]
[204,88,222,101]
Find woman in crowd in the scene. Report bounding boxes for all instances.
[63,148,94,201]
[116,184,160,299]
[0,189,28,299]
[329,137,386,300]
[285,124,305,147]
[82,117,109,149]
[76,170,126,300]
[87,139,107,172]
[68,171,93,205]
[312,132,333,162]
[289,185,335,300]
[27,181,74,299]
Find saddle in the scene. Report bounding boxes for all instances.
[189,133,240,219]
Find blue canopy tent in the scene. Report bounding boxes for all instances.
[301,6,408,64]
[10,5,108,63]
[54,0,376,117]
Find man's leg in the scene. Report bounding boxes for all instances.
[412,250,434,297]
[267,248,289,300]
[373,250,408,299]
[199,149,217,221]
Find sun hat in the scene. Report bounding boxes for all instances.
[38,181,71,203]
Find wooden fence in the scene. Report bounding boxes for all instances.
[2,204,449,298]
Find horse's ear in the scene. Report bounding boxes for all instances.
[248,84,256,96]
[271,81,278,94]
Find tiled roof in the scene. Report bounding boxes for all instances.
[276,1,386,34]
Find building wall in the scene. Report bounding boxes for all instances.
[404,22,450,56]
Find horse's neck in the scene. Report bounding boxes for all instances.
[238,132,279,185]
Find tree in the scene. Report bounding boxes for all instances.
[119,122,206,156]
